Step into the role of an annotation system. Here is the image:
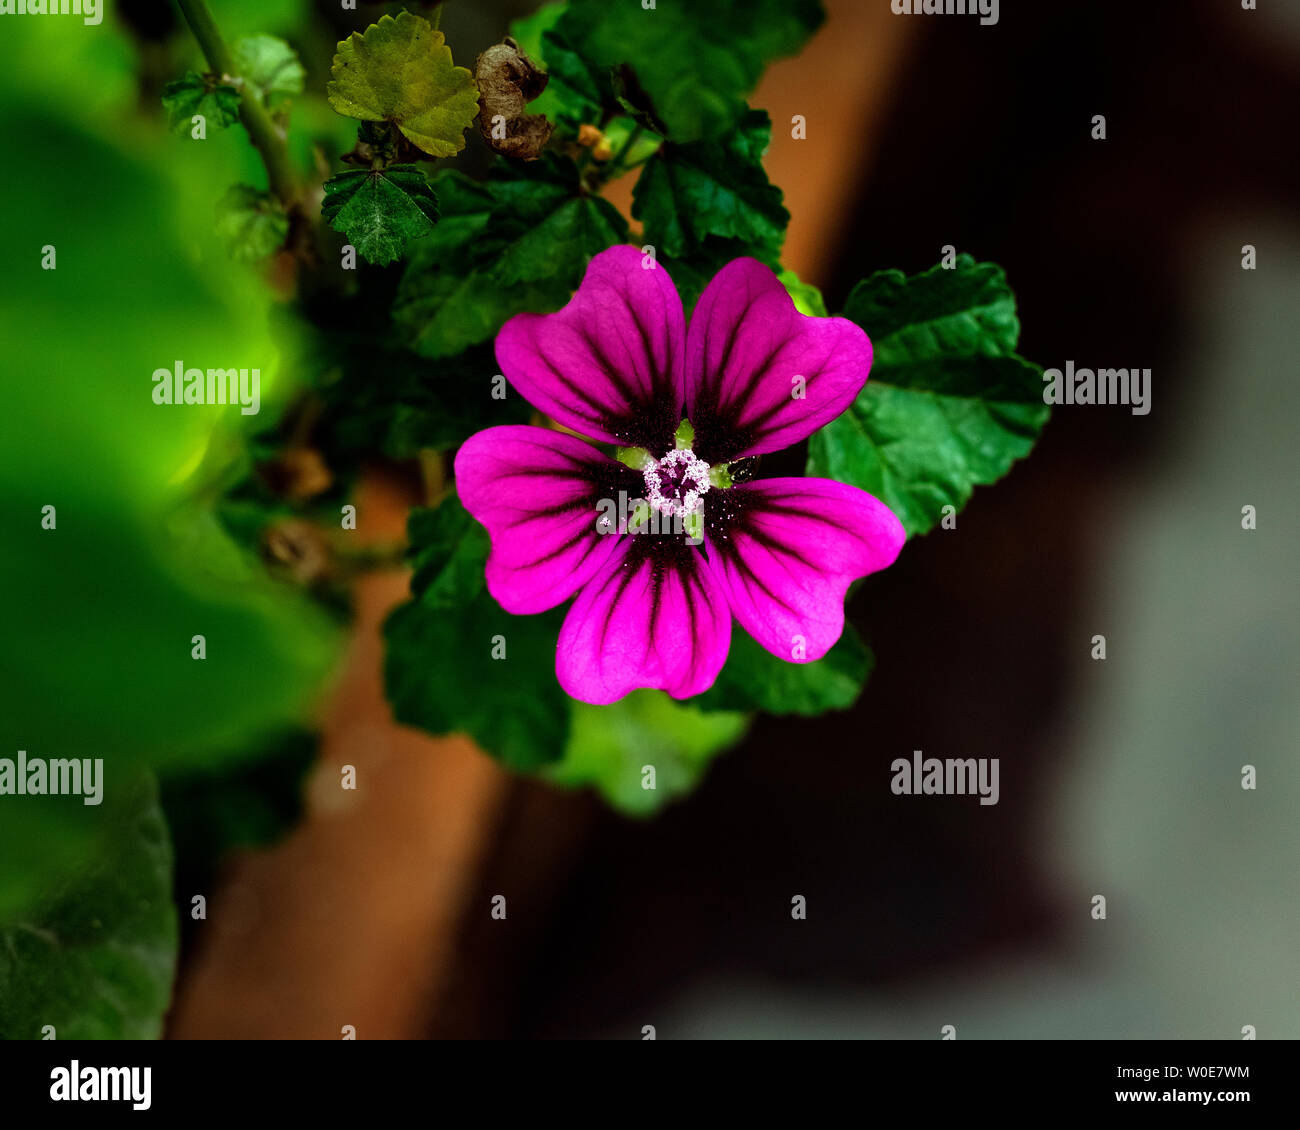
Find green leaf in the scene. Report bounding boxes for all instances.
[507,1,566,64]
[609,64,671,136]
[602,114,663,167]
[779,267,827,317]
[659,235,756,314]
[547,690,750,816]
[553,0,824,142]
[393,154,628,358]
[304,334,530,461]
[538,28,606,129]
[0,36,340,932]
[694,624,873,715]
[232,34,306,109]
[383,496,571,770]
[633,108,788,264]
[161,71,240,134]
[162,728,315,904]
[214,183,289,263]
[404,497,489,609]
[0,770,177,1039]
[1,110,341,774]
[510,3,603,134]
[321,164,440,266]
[327,11,479,158]
[807,255,1049,538]
[282,262,532,473]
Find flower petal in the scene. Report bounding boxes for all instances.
[454,425,639,615]
[495,244,686,454]
[685,258,872,462]
[704,477,904,662]
[557,537,732,704]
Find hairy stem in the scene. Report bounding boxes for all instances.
[174,0,299,207]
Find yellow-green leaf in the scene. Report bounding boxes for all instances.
[327,11,479,158]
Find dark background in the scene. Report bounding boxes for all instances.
[437,0,1300,1038]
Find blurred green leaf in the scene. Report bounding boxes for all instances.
[779,268,828,317]
[161,728,315,914]
[200,0,305,42]
[383,497,571,771]
[510,2,603,135]
[694,624,873,715]
[394,154,627,358]
[215,183,289,263]
[807,255,1048,537]
[162,71,241,134]
[232,33,305,108]
[322,164,440,266]
[1,110,340,761]
[404,498,489,610]
[507,1,567,65]
[0,109,341,919]
[547,690,750,816]
[609,63,672,137]
[327,11,479,158]
[0,770,177,1039]
[292,284,532,459]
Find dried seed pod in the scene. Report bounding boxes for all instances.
[474,36,554,161]
[262,518,333,587]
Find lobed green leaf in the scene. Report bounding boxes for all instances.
[327,11,479,158]
[393,154,627,358]
[321,164,440,266]
[807,255,1049,538]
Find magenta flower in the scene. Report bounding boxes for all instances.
[454,246,905,705]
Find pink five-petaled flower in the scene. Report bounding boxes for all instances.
[454,246,906,705]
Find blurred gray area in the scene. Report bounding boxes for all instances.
[652,227,1300,1039]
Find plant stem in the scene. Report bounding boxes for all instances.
[174,0,299,207]
[175,0,232,72]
